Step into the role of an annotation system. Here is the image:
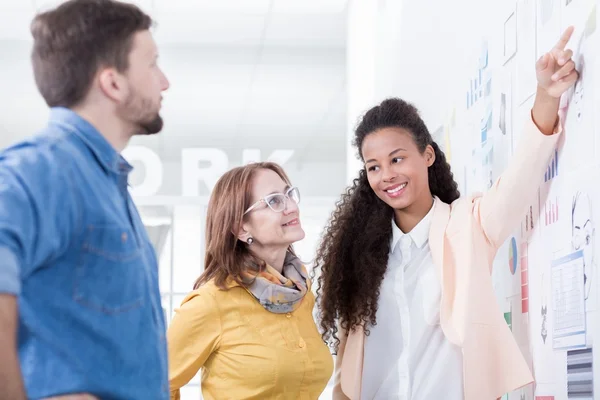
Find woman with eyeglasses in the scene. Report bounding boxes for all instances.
[167,162,333,400]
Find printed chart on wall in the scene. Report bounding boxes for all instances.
[482,0,600,399]
[465,41,494,193]
[528,167,600,399]
[493,68,514,179]
[464,36,515,193]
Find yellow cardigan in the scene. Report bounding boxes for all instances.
[167,279,333,400]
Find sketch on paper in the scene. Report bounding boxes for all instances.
[551,250,587,350]
[571,191,595,301]
[504,10,517,64]
[566,347,593,398]
[516,0,538,103]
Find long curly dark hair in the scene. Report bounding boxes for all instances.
[315,98,460,351]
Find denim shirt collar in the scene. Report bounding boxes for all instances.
[48,107,133,175]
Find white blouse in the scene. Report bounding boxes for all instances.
[361,204,464,400]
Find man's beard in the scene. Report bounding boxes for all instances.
[120,90,164,135]
[138,113,163,135]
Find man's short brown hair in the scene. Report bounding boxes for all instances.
[30,0,153,108]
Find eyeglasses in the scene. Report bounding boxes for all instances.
[244,186,301,215]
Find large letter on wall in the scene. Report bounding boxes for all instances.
[242,149,295,166]
[242,149,261,164]
[267,150,294,165]
[181,148,228,196]
[122,146,163,196]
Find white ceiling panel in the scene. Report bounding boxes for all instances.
[0,0,347,166]
[154,11,267,46]
[271,0,348,15]
[265,13,346,48]
[154,0,271,15]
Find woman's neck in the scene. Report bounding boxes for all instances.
[251,246,288,273]
[394,195,434,233]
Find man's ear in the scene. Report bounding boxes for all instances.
[97,67,128,103]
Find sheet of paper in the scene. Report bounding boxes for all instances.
[551,250,587,350]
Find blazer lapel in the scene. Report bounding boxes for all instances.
[429,197,449,283]
[428,198,461,346]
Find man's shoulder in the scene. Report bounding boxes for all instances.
[0,126,84,181]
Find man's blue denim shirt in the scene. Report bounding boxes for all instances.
[0,108,168,399]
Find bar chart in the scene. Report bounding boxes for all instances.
[544,197,559,226]
[544,148,559,182]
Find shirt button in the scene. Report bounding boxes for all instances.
[121,232,128,242]
[298,339,305,348]
[286,313,292,318]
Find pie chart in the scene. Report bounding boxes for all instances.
[508,237,518,275]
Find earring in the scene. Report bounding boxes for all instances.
[247,237,254,245]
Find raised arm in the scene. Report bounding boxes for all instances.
[476,27,578,249]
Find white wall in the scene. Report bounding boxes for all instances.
[349,0,600,398]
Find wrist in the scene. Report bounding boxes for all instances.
[532,86,560,135]
[536,85,559,101]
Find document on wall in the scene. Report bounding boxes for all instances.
[551,250,587,350]
[516,0,538,104]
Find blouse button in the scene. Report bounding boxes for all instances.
[286,313,292,318]
[298,339,306,348]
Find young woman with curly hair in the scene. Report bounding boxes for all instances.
[315,28,578,400]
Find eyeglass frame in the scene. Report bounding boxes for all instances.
[243,186,301,215]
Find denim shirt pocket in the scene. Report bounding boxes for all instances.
[75,224,145,314]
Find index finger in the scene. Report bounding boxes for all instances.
[554,26,575,50]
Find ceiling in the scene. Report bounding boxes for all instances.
[0,0,348,166]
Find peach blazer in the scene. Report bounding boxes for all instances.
[333,112,561,400]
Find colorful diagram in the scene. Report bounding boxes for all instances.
[521,242,530,313]
[509,237,518,275]
[504,310,513,331]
